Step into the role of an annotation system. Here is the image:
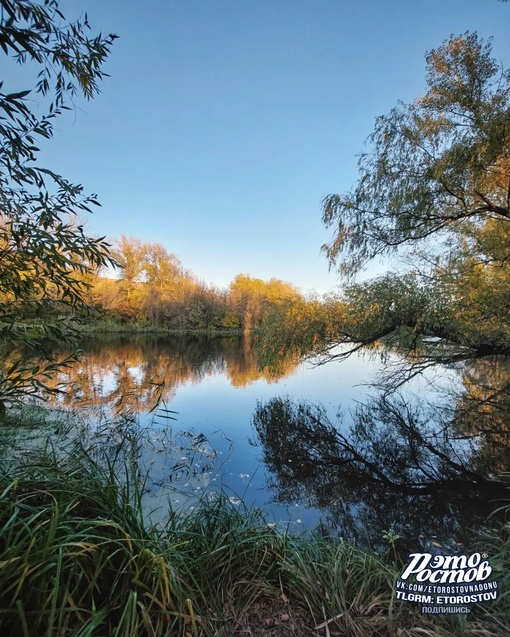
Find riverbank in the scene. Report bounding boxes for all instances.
[0,406,508,636]
[77,319,247,336]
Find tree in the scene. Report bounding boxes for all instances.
[229,274,302,331]
[108,237,199,325]
[318,33,510,371]
[0,1,116,411]
[253,393,509,550]
[323,34,510,275]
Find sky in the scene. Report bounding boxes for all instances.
[7,0,510,294]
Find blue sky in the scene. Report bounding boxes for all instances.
[12,0,510,293]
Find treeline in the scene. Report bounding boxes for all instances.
[83,236,303,331]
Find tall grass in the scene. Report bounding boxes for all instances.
[0,457,176,635]
[0,409,508,636]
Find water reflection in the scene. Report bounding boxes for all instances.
[252,359,510,552]
[11,334,509,549]
[41,334,301,411]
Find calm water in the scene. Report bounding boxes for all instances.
[48,333,509,552]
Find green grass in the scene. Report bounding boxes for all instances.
[0,410,508,636]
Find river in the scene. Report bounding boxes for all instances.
[38,332,510,553]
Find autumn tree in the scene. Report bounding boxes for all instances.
[229,274,302,331]
[0,1,116,411]
[317,33,510,373]
[113,236,146,286]
[323,34,510,275]
[90,237,305,331]
[93,237,227,329]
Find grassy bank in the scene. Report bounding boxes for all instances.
[76,319,246,336]
[0,409,508,636]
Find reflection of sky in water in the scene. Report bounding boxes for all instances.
[127,366,144,383]
[130,346,459,530]
[15,335,502,546]
[42,335,464,533]
[90,366,145,395]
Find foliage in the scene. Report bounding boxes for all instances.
[0,0,117,410]
[85,242,304,332]
[257,293,346,367]
[229,274,302,331]
[322,33,510,275]
[317,34,510,371]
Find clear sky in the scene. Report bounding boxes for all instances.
[11,0,510,294]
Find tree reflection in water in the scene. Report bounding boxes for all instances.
[35,334,302,412]
[10,333,510,550]
[253,360,510,553]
